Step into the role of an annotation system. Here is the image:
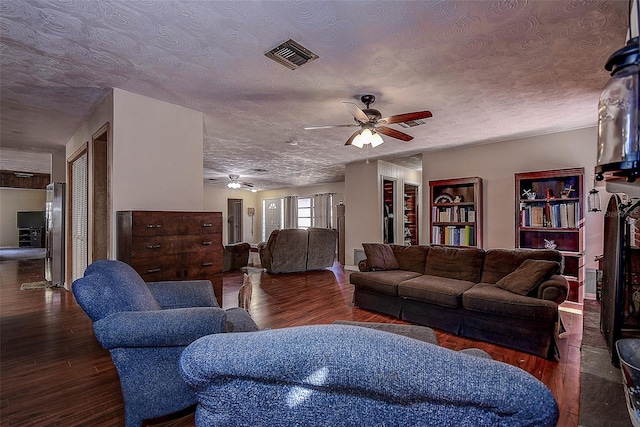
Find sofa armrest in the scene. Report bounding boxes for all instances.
[146,280,219,309]
[93,307,227,349]
[225,307,260,332]
[258,246,273,272]
[536,275,569,304]
[358,259,371,271]
[180,325,559,426]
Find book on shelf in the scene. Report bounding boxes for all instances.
[447,226,458,246]
[432,226,441,244]
[531,206,544,227]
[552,204,560,228]
[520,202,579,229]
[567,203,576,228]
[559,204,569,228]
[433,206,476,223]
[433,225,474,246]
[520,209,528,227]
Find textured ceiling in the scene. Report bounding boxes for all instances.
[0,0,630,190]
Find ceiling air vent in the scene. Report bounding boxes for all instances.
[265,39,318,70]
[397,119,428,128]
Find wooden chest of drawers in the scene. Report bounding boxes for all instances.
[117,211,223,306]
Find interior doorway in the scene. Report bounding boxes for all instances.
[227,198,243,244]
[91,123,110,261]
[67,144,88,283]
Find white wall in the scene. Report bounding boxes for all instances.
[51,150,66,183]
[66,91,113,163]
[111,89,204,212]
[0,188,46,247]
[66,89,205,261]
[344,160,421,267]
[203,186,261,245]
[421,127,604,270]
[65,91,114,267]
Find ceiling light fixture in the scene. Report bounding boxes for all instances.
[352,128,384,149]
[227,174,241,189]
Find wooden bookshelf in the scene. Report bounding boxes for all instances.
[429,177,483,248]
[383,178,395,244]
[403,183,419,245]
[514,168,585,303]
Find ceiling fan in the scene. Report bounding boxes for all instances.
[305,94,432,148]
[226,174,257,192]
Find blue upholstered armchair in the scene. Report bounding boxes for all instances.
[72,260,259,427]
[180,325,559,427]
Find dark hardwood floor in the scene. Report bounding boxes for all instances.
[1,258,582,426]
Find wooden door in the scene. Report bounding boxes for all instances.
[263,198,281,241]
[227,198,243,244]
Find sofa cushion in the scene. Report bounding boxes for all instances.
[362,243,400,271]
[424,245,484,282]
[480,249,563,284]
[495,259,562,296]
[462,283,557,323]
[392,244,428,274]
[398,275,476,308]
[350,270,422,296]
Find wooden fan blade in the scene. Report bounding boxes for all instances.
[343,102,370,123]
[344,130,361,146]
[376,126,414,142]
[379,111,432,125]
[305,124,359,130]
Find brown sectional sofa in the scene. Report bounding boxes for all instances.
[350,244,569,359]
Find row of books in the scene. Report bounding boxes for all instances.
[432,206,476,223]
[431,225,475,246]
[520,202,579,228]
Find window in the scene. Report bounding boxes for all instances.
[297,197,312,229]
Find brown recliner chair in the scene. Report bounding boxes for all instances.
[258,228,336,273]
[307,227,337,270]
[223,242,250,272]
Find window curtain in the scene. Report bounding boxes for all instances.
[283,196,298,229]
[312,193,334,228]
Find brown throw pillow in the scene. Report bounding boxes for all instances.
[362,243,400,271]
[495,259,561,295]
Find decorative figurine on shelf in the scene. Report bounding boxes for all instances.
[522,189,536,200]
[454,195,463,203]
[544,239,557,250]
[545,188,553,199]
[561,185,574,199]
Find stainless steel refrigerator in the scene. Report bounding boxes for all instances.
[45,182,65,287]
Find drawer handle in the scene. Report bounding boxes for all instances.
[202,241,213,246]
[201,262,213,267]
[146,224,162,229]
[147,268,161,273]
[146,244,161,249]
[201,223,213,227]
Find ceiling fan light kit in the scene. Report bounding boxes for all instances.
[305,94,432,149]
[352,128,384,149]
[227,174,241,189]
